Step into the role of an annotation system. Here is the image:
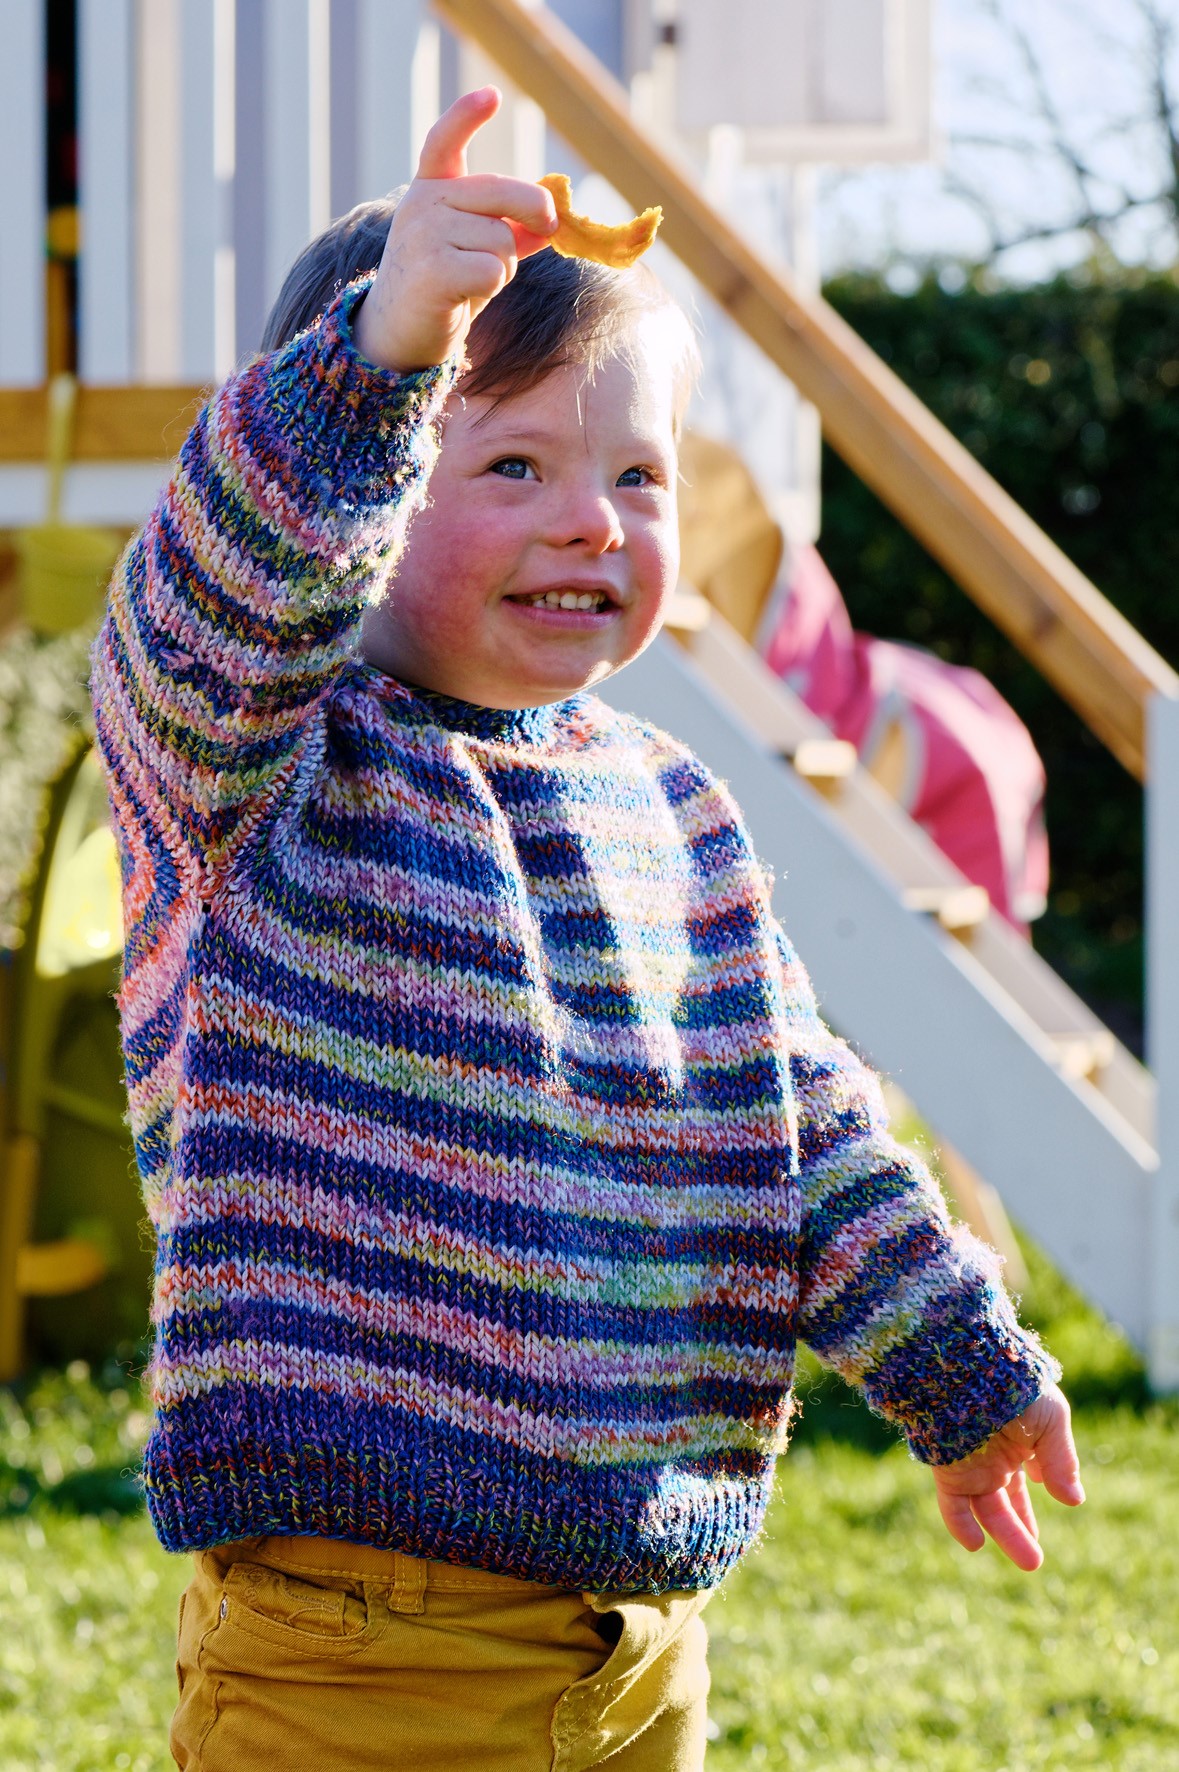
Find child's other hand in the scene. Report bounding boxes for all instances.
[354,86,557,373]
[931,1384,1084,1572]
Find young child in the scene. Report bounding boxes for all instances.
[92,88,1083,1772]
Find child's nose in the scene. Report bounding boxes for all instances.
[556,491,624,553]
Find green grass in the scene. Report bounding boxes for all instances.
[0,1245,1175,1772]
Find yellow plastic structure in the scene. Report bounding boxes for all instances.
[14,374,123,637]
[0,747,135,1380]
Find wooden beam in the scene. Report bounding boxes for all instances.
[0,385,206,463]
[431,0,1179,779]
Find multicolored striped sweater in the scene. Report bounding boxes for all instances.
[91,280,1058,1593]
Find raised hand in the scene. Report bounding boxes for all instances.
[931,1384,1085,1572]
[354,86,557,373]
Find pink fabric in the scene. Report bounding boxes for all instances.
[762,544,1048,930]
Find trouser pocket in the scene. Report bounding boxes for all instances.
[551,1590,711,1771]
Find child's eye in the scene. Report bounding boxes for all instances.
[617,466,654,488]
[489,457,534,480]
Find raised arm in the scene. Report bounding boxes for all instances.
[91,87,556,873]
[91,294,455,868]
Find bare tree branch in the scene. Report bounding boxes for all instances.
[1137,0,1179,220]
[942,0,1179,268]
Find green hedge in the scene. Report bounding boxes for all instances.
[818,271,1179,1043]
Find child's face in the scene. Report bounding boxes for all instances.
[361,315,681,708]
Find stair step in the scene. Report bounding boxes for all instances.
[789,738,858,795]
[663,587,712,633]
[1051,1031,1118,1082]
[903,884,991,934]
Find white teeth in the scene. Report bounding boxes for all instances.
[521,589,609,611]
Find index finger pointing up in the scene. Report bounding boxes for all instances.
[416,86,502,181]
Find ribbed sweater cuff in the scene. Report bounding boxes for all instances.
[258,276,460,520]
[870,1289,1062,1466]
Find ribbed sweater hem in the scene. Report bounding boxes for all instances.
[142,1393,772,1595]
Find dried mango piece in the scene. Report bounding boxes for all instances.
[538,174,663,269]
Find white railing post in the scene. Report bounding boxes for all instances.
[1147,693,1179,1392]
[0,0,45,385]
[355,0,437,203]
[262,0,332,317]
[179,0,236,383]
[78,0,136,382]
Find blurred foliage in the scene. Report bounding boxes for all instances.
[0,624,93,952]
[0,1348,150,1523]
[818,268,1179,1044]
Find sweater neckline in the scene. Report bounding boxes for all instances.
[370,672,575,746]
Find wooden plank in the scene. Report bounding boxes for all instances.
[903,883,991,934]
[0,387,206,463]
[791,737,858,797]
[431,0,1179,778]
[0,0,45,385]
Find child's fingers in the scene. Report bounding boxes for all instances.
[442,209,520,265]
[416,86,501,182]
[1027,1391,1086,1507]
[511,220,561,261]
[1007,1468,1040,1541]
[936,1485,986,1554]
[439,173,558,240]
[970,1488,1044,1573]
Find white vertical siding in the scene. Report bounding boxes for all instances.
[78,0,137,382]
[0,0,46,384]
[329,0,361,218]
[263,0,318,310]
[177,0,224,381]
[1147,695,1179,1390]
[233,0,269,355]
[355,0,433,202]
[457,7,545,183]
[135,0,182,381]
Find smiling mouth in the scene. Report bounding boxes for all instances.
[510,589,617,613]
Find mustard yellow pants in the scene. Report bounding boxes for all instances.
[171,1535,711,1770]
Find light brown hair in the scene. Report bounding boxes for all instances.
[260,195,698,423]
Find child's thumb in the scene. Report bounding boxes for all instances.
[1030,1392,1085,1506]
[415,86,500,182]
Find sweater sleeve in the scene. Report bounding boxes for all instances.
[775,925,1061,1464]
[90,276,458,870]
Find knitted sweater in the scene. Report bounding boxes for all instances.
[91,281,1058,1593]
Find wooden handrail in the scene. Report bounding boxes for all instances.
[0,384,204,462]
[432,0,1179,779]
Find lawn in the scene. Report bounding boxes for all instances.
[0,1243,1174,1772]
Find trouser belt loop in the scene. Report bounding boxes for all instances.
[390,1552,427,1614]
